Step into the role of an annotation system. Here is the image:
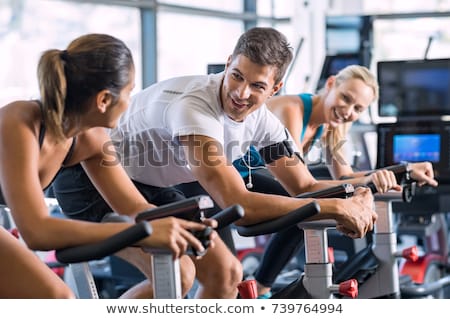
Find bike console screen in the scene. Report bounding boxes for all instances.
[393,133,441,163]
[377,121,450,182]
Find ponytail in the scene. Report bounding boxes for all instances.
[37,49,67,141]
[35,34,134,142]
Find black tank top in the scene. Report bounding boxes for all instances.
[0,101,76,205]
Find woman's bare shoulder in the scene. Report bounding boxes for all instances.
[268,94,303,109]
[267,95,303,118]
[70,127,111,163]
[77,127,110,143]
[0,100,40,132]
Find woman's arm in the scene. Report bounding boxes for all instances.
[73,127,154,217]
[73,128,216,257]
[267,95,304,152]
[0,109,210,256]
[326,145,361,180]
[0,104,117,250]
[326,138,437,191]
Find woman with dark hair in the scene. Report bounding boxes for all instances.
[0,33,213,298]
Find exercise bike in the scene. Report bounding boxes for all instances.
[236,184,359,299]
[56,195,244,299]
[237,166,450,298]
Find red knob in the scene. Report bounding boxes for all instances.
[403,246,419,262]
[339,279,358,298]
[327,247,335,264]
[9,228,19,239]
[238,279,258,299]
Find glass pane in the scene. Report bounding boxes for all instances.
[157,12,243,80]
[159,0,242,13]
[0,0,141,107]
[258,0,297,18]
[160,0,294,18]
[327,29,361,54]
[364,0,450,14]
[373,17,450,62]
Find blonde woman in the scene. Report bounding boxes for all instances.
[240,65,437,298]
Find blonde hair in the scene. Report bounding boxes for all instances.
[321,65,378,165]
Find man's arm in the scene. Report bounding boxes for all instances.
[179,134,377,238]
[262,140,405,195]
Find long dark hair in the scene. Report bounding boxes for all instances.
[37,33,134,141]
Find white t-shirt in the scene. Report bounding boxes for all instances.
[110,72,291,187]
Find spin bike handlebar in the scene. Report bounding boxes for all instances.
[294,183,355,229]
[296,183,355,199]
[236,184,356,237]
[135,196,244,229]
[56,222,152,264]
[236,168,416,238]
[136,200,245,257]
[290,166,417,233]
[235,202,320,237]
[361,162,416,203]
[56,195,244,263]
[135,195,214,223]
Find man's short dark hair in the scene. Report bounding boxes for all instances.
[231,27,293,84]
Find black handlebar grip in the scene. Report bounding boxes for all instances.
[55,222,152,264]
[363,181,415,203]
[368,182,377,194]
[189,226,213,257]
[135,195,214,223]
[296,183,354,199]
[360,182,377,194]
[209,204,244,229]
[187,205,243,256]
[236,201,320,237]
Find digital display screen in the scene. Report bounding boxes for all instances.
[377,58,450,117]
[317,54,361,90]
[328,56,360,76]
[207,63,225,74]
[393,133,440,163]
[376,121,450,181]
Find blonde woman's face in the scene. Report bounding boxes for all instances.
[324,78,374,128]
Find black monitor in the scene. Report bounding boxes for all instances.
[377,58,450,118]
[207,63,225,74]
[376,120,450,182]
[316,53,361,90]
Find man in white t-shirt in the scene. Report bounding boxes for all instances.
[53,27,386,298]
[111,72,288,188]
